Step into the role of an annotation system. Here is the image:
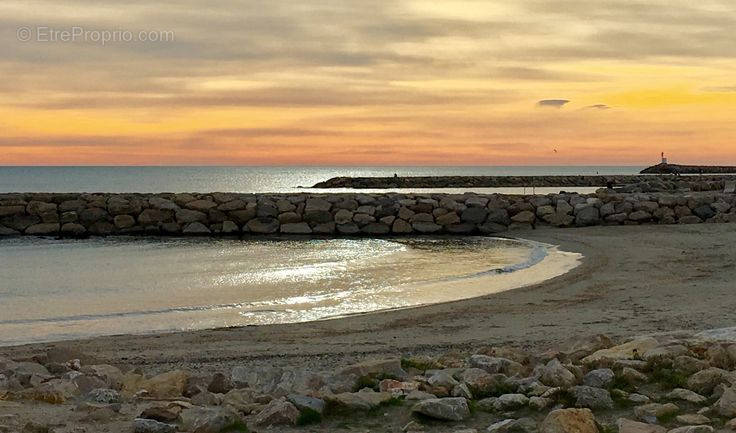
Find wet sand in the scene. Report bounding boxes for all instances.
[3,224,736,374]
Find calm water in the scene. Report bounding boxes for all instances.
[0,166,643,193]
[0,236,580,346]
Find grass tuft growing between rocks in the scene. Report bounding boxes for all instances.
[296,408,323,426]
[650,367,687,390]
[657,411,678,425]
[597,423,618,433]
[401,357,441,372]
[352,373,402,392]
[219,421,249,432]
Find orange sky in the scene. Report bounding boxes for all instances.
[1,0,735,166]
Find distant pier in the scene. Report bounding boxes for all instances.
[640,163,736,175]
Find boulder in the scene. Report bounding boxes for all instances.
[575,207,600,226]
[287,394,326,414]
[666,388,707,404]
[183,222,211,234]
[280,223,312,234]
[541,408,598,433]
[413,222,442,233]
[667,427,713,433]
[583,369,615,388]
[392,219,413,233]
[675,414,711,425]
[634,403,679,423]
[175,209,207,224]
[570,386,614,409]
[133,418,176,433]
[328,390,393,411]
[493,393,529,410]
[617,418,666,433]
[246,217,279,234]
[411,397,470,421]
[185,200,218,211]
[25,223,60,235]
[511,211,535,224]
[252,397,299,426]
[687,368,733,395]
[180,407,241,433]
[582,337,659,364]
[535,359,577,387]
[469,355,524,377]
[716,386,736,417]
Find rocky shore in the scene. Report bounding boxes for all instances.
[310,175,734,191]
[1,190,735,238]
[4,329,736,432]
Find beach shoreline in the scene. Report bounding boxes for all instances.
[3,224,735,373]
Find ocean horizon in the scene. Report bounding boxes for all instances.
[0,165,645,194]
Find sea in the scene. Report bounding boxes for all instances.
[0,166,601,345]
[0,166,644,194]
[0,236,580,346]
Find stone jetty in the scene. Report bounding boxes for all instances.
[4,328,736,432]
[311,175,735,190]
[0,190,735,238]
[641,163,736,175]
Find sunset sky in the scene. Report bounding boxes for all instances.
[1,0,735,166]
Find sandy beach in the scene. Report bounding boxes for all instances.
[4,223,734,372]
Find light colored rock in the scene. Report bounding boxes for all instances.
[535,359,577,387]
[133,418,176,433]
[644,345,690,362]
[328,390,393,411]
[486,418,537,433]
[252,397,299,426]
[687,368,733,395]
[666,388,707,404]
[32,379,79,404]
[493,393,529,410]
[412,397,470,421]
[667,426,713,433]
[634,403,679,422]
[428,370,459,389]
[675,414,711,425]
[469,355,524,376]
[716,386,736,417]
[129,370,188,399]
[530,396,552,410]
[621,367,649,384]
[406,390,437,401]
[540,408,598,433]
[583,337,659,364]
[180,407,241,433]
[617,418,666,433]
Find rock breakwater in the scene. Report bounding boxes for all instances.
[1,190,735,237]
[311,175,735,191]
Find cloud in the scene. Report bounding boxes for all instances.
[537,99,570,108]
[584,104,611,110]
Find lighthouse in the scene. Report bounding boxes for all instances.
[661,152,668,164]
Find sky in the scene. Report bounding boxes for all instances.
[1,0,735,166]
